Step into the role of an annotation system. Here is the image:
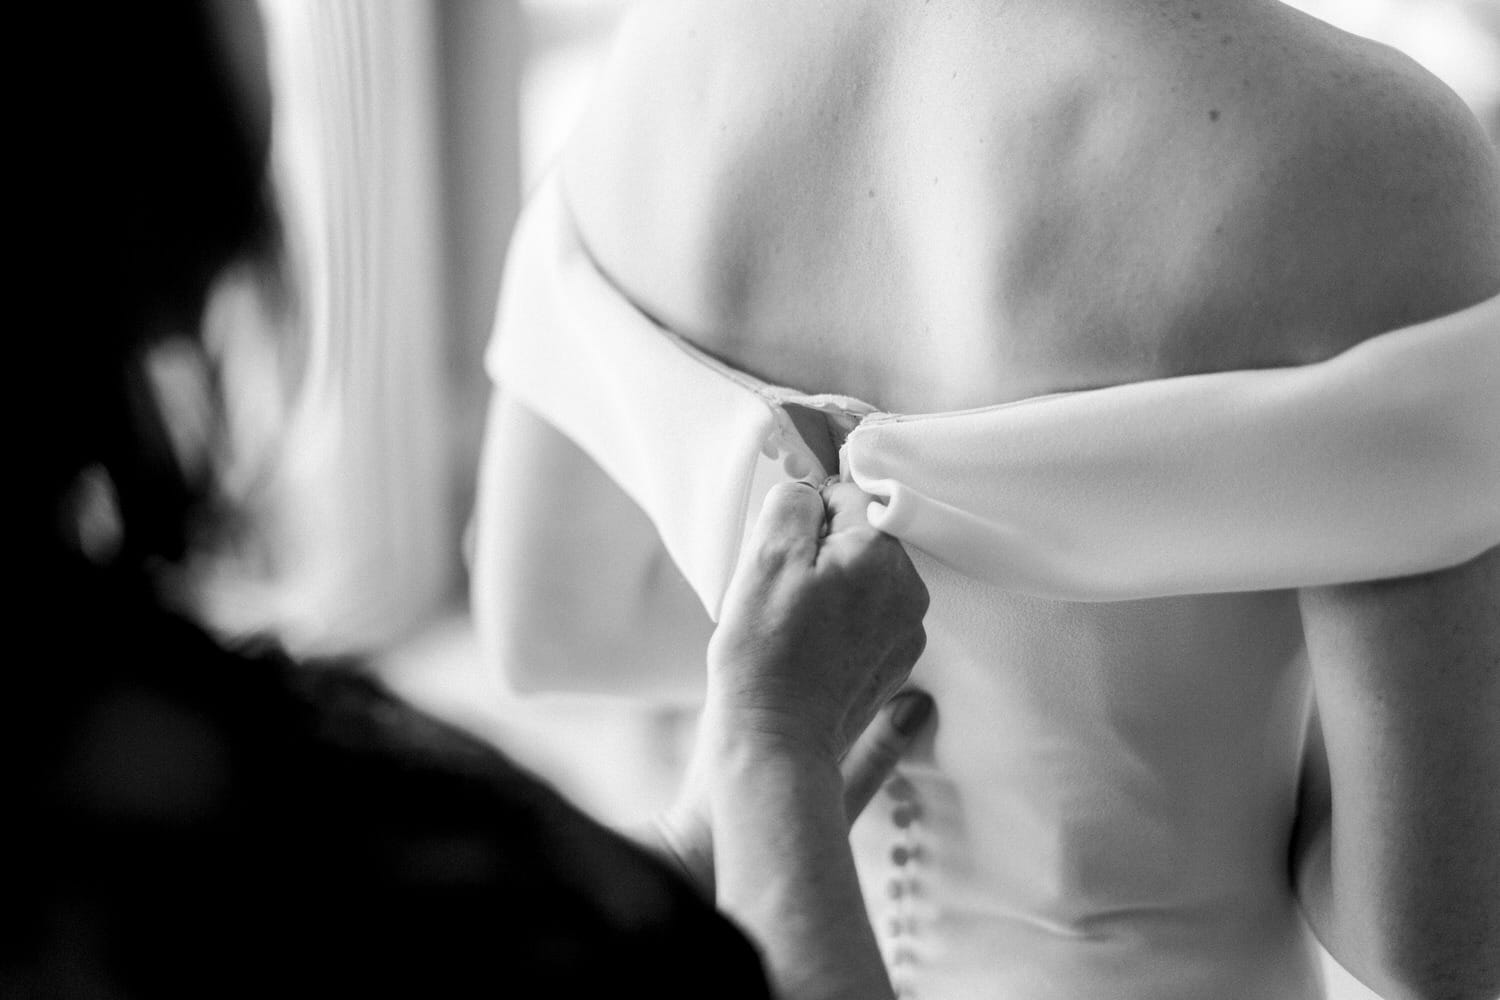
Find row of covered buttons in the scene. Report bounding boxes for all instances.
[882,773,925,999]
[761,406,820,481]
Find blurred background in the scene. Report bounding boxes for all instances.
[197,3,1499,997]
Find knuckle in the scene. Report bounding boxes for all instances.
[844,533,901,577]
[887,553,930,613]
[767,480,817,503]
[908,625,928,662]
[750,535,799,576]
[874,536,914,571]
[882,576,928,620]
[909,575,931,616]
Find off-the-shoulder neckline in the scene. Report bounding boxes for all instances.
[550,173,1500,427]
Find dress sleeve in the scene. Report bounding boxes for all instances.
[846,294,1500,600]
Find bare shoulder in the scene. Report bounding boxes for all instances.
[558,1,1500,397]
[1205,8,1500,362]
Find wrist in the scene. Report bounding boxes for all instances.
[700,701,842,769]
[701,672,845,761]
[701,724,846,813]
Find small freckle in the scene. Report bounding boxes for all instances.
[1209,108,1220,122]
[1221,34,1233,45]
[868,188,876,198]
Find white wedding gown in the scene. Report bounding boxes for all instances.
[472,173,1500,999]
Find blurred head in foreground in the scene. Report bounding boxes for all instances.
[39,0,275,582]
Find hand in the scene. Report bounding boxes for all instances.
[642,481,932,897]
[706,481,930,760]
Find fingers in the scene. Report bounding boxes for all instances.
[822,481,877,537]
[819,525,931,633]
[884,625,929,681]
[745,481,826,566]
[816,482,922,586]
[841,690,935,825]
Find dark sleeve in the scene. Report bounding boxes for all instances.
[18,609,770,1000]
[267,665,773,999]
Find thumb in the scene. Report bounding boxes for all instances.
[841,690,935,825]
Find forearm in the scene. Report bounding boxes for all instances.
[709,728,893,1000]
[1294,779,1500,1000]
[1294,751,1500,1000]
[1296,551,1500,1000]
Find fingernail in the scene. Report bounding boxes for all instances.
[889,692,934,735]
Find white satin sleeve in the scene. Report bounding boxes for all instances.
[469,391,717,701]
[484,178,820,622]
[846,294,1500,601]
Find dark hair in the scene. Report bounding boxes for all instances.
[35,1,275,570]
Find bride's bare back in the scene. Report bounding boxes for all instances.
[564,0,1497,412]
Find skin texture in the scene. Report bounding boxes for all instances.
[705,483,929,762]
[1296,549,1500,1000]
[558,0,1500,995]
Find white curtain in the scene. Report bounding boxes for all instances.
[219,0,451,655]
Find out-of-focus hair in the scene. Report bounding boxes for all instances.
[34,1,275,570]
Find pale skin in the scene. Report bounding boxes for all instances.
[548,0,1500,996]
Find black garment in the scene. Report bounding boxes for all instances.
[10,560,768,999]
